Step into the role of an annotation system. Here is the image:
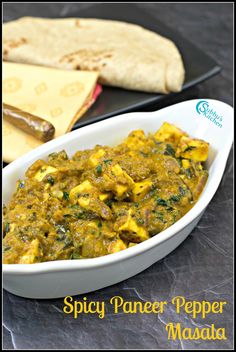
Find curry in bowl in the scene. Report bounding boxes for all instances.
[3,122,209,264]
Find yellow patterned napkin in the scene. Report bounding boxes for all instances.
[3,62,99,162]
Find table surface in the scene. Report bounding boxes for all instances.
[3,3,233,350]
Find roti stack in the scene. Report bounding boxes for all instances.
[3,17,185,94]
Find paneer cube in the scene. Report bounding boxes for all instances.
[73,180,93,193]
[87,221,99,230]
[181,159,191,169]
[34,165,57,182]
[128,130,145,139]
[109,164,135,197]
[69,180,94,201]
[154,122,186,144]
[98,192,112,201]
[89,149,106,167]
[108,238,127,253]
[78,197,112,220]
[176,136,209,162]
[111,164,134,183]
[81,235,106,258]
[118,210,149,242]
[78,197,90,208]
[69,180,111,204]
[132,179,152,201]
[111,164,133,181]
[18,239,42,264]
[125,130,146,149]
[115,184,129,197]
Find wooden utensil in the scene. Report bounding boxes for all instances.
[3,103,55,142]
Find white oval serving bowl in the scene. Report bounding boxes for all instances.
[3,99,233,299]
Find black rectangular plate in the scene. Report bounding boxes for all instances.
[3,3,221,131]
[71,3,221,129]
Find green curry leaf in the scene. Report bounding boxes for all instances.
[96,164,103,175]
[63,191,70,200]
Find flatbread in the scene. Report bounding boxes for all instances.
[3,17,185,93]
[3,62,99,162]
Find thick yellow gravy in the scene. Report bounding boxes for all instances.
[3,122,209,264]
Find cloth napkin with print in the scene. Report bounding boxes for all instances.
[3,62,101,162]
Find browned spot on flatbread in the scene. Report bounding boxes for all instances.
[67,57,75,63]
[59,49,113,71]
[4,37,27,49]
[75,20,91,29]
[3,38,28,59]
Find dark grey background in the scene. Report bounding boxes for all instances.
[3,2,233,350]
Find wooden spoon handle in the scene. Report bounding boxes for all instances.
[3,103,55,142]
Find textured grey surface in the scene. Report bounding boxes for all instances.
[2,3,233,350]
